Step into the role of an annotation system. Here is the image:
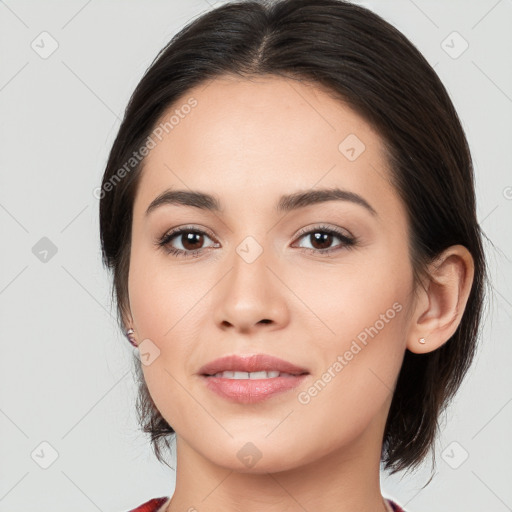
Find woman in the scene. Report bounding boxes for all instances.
[99,0,487,510]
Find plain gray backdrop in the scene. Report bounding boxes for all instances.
[1,1,511,511]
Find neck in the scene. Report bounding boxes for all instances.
[166,406,390,512]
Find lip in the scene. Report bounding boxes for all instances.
[202,374,308,404]
[198,353,309,376]
[198,354,310,404]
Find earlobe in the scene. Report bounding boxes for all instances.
[406,244,475,354]
[122,309,138,347]
[125,328,138,347]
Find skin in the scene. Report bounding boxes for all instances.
[125,75,474,512]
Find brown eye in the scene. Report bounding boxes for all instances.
[157,227,218,258]
[294,225,357,255]
[308,231,335,250]
[180,231,206,251]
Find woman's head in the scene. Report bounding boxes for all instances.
[99,0,486,475]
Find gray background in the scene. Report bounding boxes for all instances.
[0,1,511,511]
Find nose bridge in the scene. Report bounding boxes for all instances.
[229,234,273,307]
[214,232,288,332]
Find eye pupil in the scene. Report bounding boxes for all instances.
[311,232,333,250]
[182,232,203,250]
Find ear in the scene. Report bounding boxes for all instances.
[407,244,475,354]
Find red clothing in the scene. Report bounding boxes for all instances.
[127,497,168,512]
[389,499,405,511]
[127,497,405,511]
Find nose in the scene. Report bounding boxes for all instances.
[214,243,289,334]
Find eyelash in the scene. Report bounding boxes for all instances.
[156,224,358,259]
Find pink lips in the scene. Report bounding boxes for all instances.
[198,354,309,404]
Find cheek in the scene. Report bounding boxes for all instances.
[295,249,411,349]
[293,276,409,450]
[292,246,412,411]
[129,249,203,429]
[128,242,201,340]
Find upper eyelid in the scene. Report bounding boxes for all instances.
[164,225,216,239]
[294,224,353,239]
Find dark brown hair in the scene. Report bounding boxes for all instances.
[99,0,487,474]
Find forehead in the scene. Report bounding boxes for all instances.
[133,75,397,220]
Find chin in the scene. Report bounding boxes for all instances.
[200,438,304,474]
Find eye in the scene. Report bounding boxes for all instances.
[156,226,219,258]
[293,224,357,255]
[156,224,358,259]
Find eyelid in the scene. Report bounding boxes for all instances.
[293,223,354,240]
[160,224,218,242]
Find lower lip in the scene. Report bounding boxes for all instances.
[201,374,309,404]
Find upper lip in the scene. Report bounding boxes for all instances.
[198,354,309,376]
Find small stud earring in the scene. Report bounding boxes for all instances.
[419,337,426,344]
[126,328,138,347]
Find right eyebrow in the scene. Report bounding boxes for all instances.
[145,189,222,216]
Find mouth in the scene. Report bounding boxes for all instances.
[200,373,309,404]
[198,353,309,376]
[203,370,308,379]
[198,354,309,404]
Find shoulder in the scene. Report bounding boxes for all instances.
[125,497,170,512]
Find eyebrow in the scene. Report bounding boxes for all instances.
[145,187,377,217]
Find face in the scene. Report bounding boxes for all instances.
[128,75,417,472]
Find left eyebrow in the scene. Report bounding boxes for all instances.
[276,187,377,216]
[145,187,377,217]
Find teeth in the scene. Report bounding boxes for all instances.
[212,370,286,379]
